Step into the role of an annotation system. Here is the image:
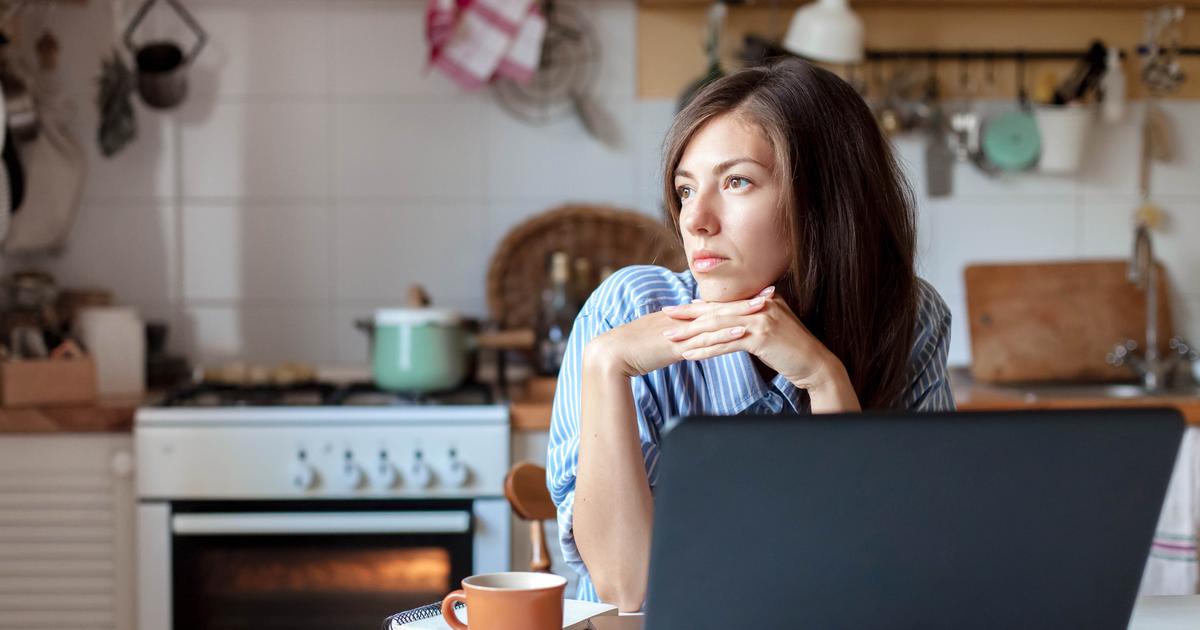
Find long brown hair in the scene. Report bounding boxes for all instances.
[661,58,918,409]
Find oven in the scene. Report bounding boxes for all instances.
[135,403,511,630]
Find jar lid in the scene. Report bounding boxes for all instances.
[375,308,461,326]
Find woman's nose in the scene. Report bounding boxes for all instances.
[682,190,719,236]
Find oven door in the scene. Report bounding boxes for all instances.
[140,499,502,630]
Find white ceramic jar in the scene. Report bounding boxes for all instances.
[76,306,145,396]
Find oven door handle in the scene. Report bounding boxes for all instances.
[171,510,472,535]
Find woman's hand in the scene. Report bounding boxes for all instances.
[585,309,693,379]
[661,287,861,412]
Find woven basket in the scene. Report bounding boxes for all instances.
[486,204,686,331]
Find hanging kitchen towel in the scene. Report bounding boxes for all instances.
[1140,427,1200,595]
[425,0,541,89]
[2,72,85,255]
[494,5,545,85]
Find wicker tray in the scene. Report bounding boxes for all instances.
[486,204,685,331]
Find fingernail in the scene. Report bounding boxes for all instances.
[728,326,745,337]
[692,298,705,303]
[681,350,697,359]
[759,286,775,297]
[748,297,764,307]
[661,305,678,312]
[662,328,678,337]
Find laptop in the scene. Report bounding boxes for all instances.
[643,409,1185,630]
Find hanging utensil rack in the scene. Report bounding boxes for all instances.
[743,34,1198,64]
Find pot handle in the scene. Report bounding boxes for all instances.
[475,328,536,351]
[124,0,208,63]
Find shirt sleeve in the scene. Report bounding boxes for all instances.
[545,305,663,589]
[904,284,956,412]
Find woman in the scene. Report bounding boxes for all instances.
[546,58,954,611]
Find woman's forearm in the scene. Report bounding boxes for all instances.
[573,342,654,612]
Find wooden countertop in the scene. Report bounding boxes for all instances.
[0,395,147,433]
[951,369,1200,425]
[509,370,1200,431]
[510,377,557,432]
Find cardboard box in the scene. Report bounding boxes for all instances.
[0,357,97,407]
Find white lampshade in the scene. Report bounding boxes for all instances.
[782,0,864,64]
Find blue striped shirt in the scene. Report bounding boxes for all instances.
[546,265,955,603]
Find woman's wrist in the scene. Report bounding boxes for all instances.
[583,335,632,379]
[803,353,861,413]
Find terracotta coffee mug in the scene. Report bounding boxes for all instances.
[440,571,567,630]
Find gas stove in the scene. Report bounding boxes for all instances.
[155,380,496,407]
[134,380,512,629]
[136,380,509,500]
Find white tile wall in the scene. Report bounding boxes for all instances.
[181,203,332,302]
[186,0,332,98]
[71,103,180,202]
[185,303,336,363]
[36,200,179,304]
[180,101,332,199]
[333,101,487,200]
[333,202,489,306]
[330,0,463,98]
[484,96,638,204]
[9,0,1200,373]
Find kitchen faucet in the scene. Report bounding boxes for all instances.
[1107,223,1198,391]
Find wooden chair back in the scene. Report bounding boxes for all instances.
[504,462,557,573]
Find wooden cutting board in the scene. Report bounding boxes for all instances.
[964,260,1173,383]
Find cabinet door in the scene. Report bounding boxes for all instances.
[0,434,136,630]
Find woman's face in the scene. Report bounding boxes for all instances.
[673,113,791,302]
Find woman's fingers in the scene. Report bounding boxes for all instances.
[661,286,775,320]
[662,314,750,341]
[677,327,747,359]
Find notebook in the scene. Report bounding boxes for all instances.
[385,598,618,630]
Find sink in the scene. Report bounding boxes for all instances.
[1012,383,1200,401]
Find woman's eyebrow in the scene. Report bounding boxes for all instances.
[674,157,767,179]
[713,157,767,174]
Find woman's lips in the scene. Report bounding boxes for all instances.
[692,256,728,272]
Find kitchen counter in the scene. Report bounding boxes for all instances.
[0,395,148,433]
[509,370,1200,431]
[951,369,1200,425]
[510,377,557,431]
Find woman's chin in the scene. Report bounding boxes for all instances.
[696,281,759,303]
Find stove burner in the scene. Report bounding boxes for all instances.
[158,380,496,407]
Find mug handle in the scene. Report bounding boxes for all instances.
[441,590,469,630]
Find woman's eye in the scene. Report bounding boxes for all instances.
[728,176,751,190]
[676,186,693,200]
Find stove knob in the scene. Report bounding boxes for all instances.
[444,450,470,488]
[408,450,434,489]
[339,451,364,491]
[290,458,318,491]
[371,451,400,490]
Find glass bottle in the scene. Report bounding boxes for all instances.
[537,251,578,375]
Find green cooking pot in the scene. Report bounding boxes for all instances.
[365,308,471,392]
[355,311,537,393]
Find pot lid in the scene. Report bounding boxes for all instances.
[375,308,462,326]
